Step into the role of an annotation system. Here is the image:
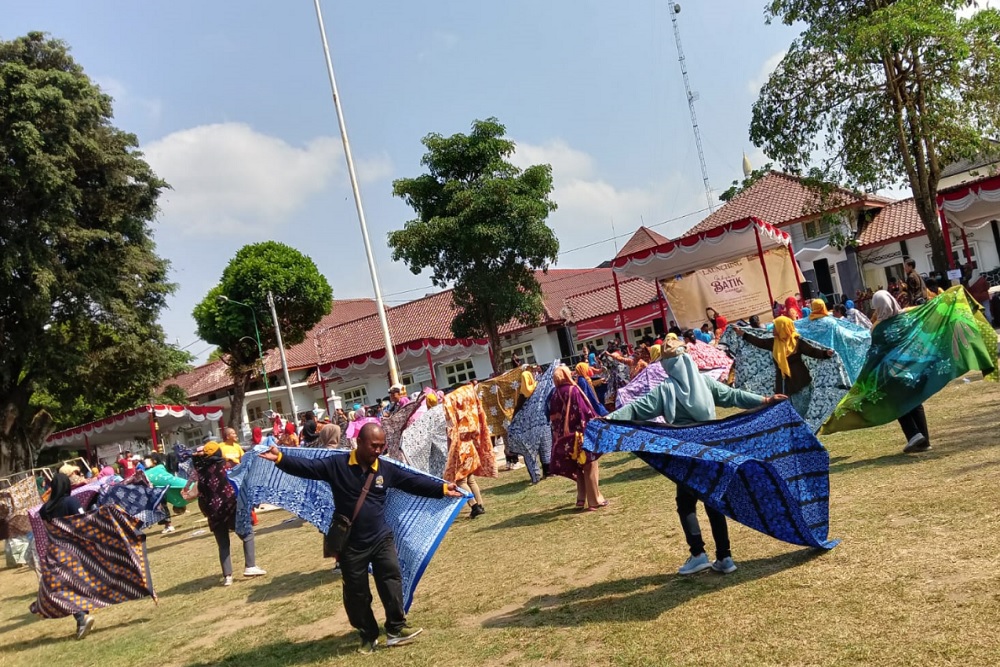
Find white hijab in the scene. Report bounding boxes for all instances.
[871,290,901,323]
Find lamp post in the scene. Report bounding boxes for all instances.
[267,291,299,420]
[217,295,273,411]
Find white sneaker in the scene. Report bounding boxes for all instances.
[162,525,176,534]
[222,575,233,587]
[243,566,267,577]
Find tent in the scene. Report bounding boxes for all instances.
[938,174,1000,270]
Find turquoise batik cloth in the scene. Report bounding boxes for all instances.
[793,316,872,383]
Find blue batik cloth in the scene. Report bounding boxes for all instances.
[228,446,469,612]
[793,316,871,383]
[95,483,169,529]
[506,364,557,483]
[584,400,839,550]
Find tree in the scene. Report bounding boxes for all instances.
[750,0,1000,274]
[0,33,184,475]
[192,242,332,429]
[389,118,559,371]
[719,163,774,202]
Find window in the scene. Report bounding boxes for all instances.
[443,359,477,387]
[501,343,536,367]
[803,217,832,240]
[574,337,607,354]
[341,386,368,408]
[929,245,978,273]
[247,406,264,422]
[629,325,655,346]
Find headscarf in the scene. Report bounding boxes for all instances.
[772,315,800,379]
[317,423,341,448]
[802,306,812,318]
[666,332,678,341]
[40,473,72,521]
[251,427,263,445]
[714,315,729,335]
[284,421,296,435]
[98,466,116,478]
[845,299,855,310]
[871,290,901,323]
[809,299,830,320]
[425,393,439,408]
[784,296,803,320]
[553,365,573,386]
[656,354,717,424]
[648,345,662,363]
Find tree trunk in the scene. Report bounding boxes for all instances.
[0,395,52,477]
[485,320,503,376]
[226,368,253,432]
[912,192,951,277]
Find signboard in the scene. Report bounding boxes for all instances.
[574,302,660,342]
[947,269,962,280]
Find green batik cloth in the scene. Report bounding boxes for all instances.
[822,287,998,434]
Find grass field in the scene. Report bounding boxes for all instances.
[2,379,999,667]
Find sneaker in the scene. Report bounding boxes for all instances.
[469,504,486,519]
[386,626,423,647]
[711,557,738,574]
[509,461,524,470]
[222,575,233,587]
[677,553,711,576]
[161,525,176,534]
[903,434,931,453]
[75,615,95,640]
[243,566,267,577]
[357,638,378,655]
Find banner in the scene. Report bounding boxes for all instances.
[660,246,800,330]
[574,302,661,342]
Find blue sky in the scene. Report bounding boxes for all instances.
[6,1,804,361]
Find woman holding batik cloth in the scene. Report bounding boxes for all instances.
[547,367,608,511]
[574,362,608,417]
[736,316,834,419]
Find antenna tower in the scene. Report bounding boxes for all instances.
[668,2,715,212]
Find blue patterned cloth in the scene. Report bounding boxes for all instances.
[720,327,850,433]
[584,401,838,550]
[95,483,169,529]
[793,316,871,383]
[506,364,557,483]
[228,446,468,612]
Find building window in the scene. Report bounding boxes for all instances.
[629,326,655,346]
[803,217,833,240]
[341,386,369,409]
[575,337,607,355]
[501,343,536,367]
[443,359,477,387]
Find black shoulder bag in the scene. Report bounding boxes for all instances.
[324,470,375,559]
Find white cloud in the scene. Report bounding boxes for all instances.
[747,50,786,95]
[94,76,163,124]
[144,123,392,236]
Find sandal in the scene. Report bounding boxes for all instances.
[575,500,585,508]
[586,500,611,512]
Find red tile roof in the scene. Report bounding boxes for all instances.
[564,277,659,323]
[615,227,670,260]
[160,359,231,399]
[282,298,378,369]
[684,171,887,236]
[856,198,926,248]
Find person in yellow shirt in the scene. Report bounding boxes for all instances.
[201,428,245,466]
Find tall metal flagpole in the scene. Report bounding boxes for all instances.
[312,0,400,385]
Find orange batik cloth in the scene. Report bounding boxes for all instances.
[443,385,497,482]
[475,367,524,439]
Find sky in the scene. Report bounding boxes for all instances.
[6,0,809,362]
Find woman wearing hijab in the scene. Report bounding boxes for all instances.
[712,315,729,342]
[808,298,830,320]
[736,316,834,418]
[316,423,343,448]
[39,473,96,639]
[844,299,873,330]
[607,353,785,575]
[575,362,609,417]
[784,296,803,320]
[279,421,300,447]
[547,367,608,511]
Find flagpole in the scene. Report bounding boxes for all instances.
[312,0,400,385]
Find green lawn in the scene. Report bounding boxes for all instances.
[2,379,999,667]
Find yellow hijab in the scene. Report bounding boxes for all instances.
[574,362,598,395]
[648,344,662,362]
[772,316,799,378]
[808,298,830,320]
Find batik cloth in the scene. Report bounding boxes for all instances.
[720,327,851,433]
[399,405,450,478]
[96,483,169,529]
[685,339,735,378]
[143,464,191,507]
[823,287,998,434]
[174,444,195,480]
[382,399,424,463]
[599,352,632,405]
[547,384,599,481]
[615,362,668,414]
[346,417,381,440]
[30,504,155,618]
[193,457,239,534]
[792,316,872,383]
[585,401,838,550]
[29,480,107,557]
[443,385,497,482]
[229,446,468,612]
[0,477,42,538]
[506,364,557,483]
[476,367,524,438]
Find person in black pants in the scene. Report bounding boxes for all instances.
[260,423,463,654]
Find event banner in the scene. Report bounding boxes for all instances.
[660,246,799,330]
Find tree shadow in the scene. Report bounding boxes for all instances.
[477,506,582,532]
[156,575,223,597]
[253,518,313,538]
[1,590,37,603]
[0,616,152,653]
[244,571,335,603]
[184,632,357,666]
[0,611,38,633]
[482,548,824,628]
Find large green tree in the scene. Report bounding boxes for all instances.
[0,33,187,474]
[750,0,1000,273]
[192,242,332,429]
[389,118,559,371]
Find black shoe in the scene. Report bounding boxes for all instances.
[357,638,378,654]
[469,503,486,519]
[903,434,931,453]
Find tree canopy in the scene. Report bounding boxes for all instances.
[0,33,188,474]
[750,0,1000,273]
[389,118,559,370]
[192,241,332,428]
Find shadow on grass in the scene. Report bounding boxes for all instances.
[1,590,37,603]
[0,611,37,633]
[146,529,212,554]
[254,518,311,538]
[0,616,151,653]
[184,632,357,666]
[157,575,223,597]
[598,455,635,469]
[245,571,333,603]
[482,548,824,627]
[480,478,534,496]
[477,506,581,532]
[600,464,660,485]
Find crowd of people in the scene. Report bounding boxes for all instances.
[13,273,997,655]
